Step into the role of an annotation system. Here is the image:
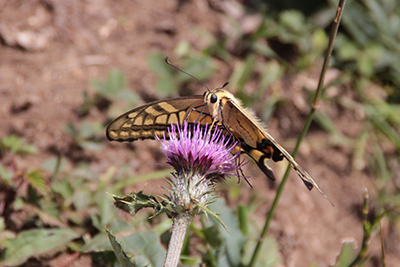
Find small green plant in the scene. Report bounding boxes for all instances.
[0,135,38,156]
[64,121,105,152]
[0,135,41,189]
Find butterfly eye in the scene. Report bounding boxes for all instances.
[210,94,218,103]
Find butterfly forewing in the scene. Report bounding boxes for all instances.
[107,96,206,142]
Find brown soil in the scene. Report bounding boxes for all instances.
[0,1,398,266]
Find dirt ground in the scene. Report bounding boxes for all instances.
[0,0,399,266]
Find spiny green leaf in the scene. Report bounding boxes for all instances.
[198,203,229,233]
[82,219,135,253]
[112,191,163,217]
[118,230,166,267]
[106,229,135,267]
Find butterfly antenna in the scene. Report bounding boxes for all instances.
[165,57,211,92]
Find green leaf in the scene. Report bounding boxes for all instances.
[147,53,174,77]
[112,191,164,217]
[174,40,191,57]
[90,80,109,95]
[243,236,282,267]
[1,135,23,153]
[106,229,135,267]
[207,199,247,266]
[331,239,357,267]
[202,225,224,249]
[116,90,141,105]
[18,143,38,155]
[311,28,328,52]
[179,55,215,82]
[80,140,103,152]
[41,156,66,175]
[155,76,178,97]
[229,54,256,93]
[90,69,128,99]
[0,164,14,184]
[64,123,79,137]
[279,10,306,34]
[198,203,229,233]
[336,36,360,61]
[366,104,400,150]
[80,121,104,138]
[108,69,126,95]
[26,169,48,195]
[0,228,79,266]
[98,193,117,227]
[118,230,166,267]
[51,179,73,199]
[258,60,283,91]
[72,187,91,211]
[82,220,133,253]
[0,135,38,155]
[238,205,249,235]
[31,205,65,227]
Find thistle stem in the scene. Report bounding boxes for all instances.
[164,213,193,267]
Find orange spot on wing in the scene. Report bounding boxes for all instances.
[263,145,274,156]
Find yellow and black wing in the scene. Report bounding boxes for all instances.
[106,96,214,142]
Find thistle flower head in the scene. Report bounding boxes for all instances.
[156,121,241,214]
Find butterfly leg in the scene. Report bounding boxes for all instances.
[207,118,218,137]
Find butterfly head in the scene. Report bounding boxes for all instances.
[203,81,229,114]
[204,89,224,119]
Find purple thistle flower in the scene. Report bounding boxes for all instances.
[156,121,241,211]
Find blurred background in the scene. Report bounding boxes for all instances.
[0,0,399,266]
